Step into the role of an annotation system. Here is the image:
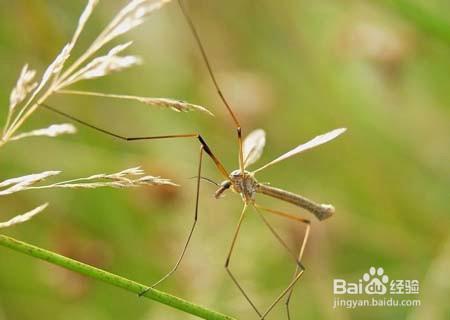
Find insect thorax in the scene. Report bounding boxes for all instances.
[229,169,258,202]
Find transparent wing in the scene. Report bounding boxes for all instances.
[243,129,266,168]
[253,128,346,173]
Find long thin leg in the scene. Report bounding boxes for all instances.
[224,204,263,317]
[40,103,229,179]
[41,103,229,292]
[254,204,311,319]
[177,0,245,173]
[139,145,204,295]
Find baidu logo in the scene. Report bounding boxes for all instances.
[332,266,421,309]
[334,266,395,295]
[363,267,389,295]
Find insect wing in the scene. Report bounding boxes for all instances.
[243,129,266,168]
[253,128,346,173]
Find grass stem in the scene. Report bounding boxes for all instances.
[0,234,236,320]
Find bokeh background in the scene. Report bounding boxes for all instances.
[0,0,449,319]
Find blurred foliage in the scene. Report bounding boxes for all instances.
[0,0,449,319]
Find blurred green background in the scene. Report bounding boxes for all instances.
[0,0,449,319]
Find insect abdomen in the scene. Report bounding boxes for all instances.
[256,184,334,220]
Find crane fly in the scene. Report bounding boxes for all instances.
[168,1,347,319]
[215,127,345,222]
[206,128,346,319]
[40,0,347,319]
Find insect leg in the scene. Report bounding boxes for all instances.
[139,145,204,295]
[253,204,311,320]
[40,103,229,178]
[224,204,263,317]
[41,103,230,292]
[177,0,245,173]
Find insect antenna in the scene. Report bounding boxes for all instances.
[189,175,220,186]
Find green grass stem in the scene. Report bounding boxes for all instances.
[0,234,236,320]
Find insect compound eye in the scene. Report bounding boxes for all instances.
[230,170,241,177]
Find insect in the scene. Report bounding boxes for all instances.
[169,2,347,319]
[41,1,346,318]
[210,127,345,319]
